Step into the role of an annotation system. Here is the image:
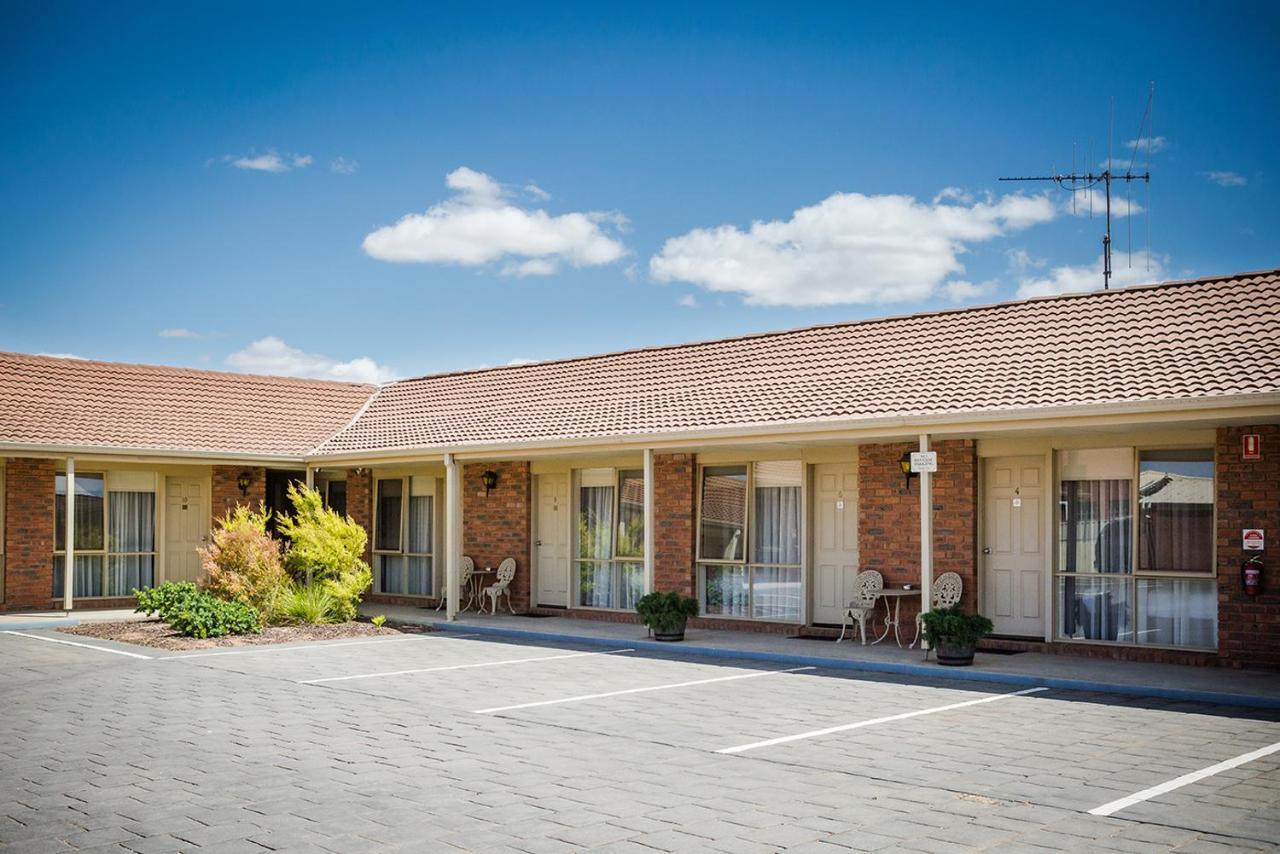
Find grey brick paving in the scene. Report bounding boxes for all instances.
[1,630,1277,852]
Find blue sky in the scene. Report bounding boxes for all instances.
[2,2,1276,383]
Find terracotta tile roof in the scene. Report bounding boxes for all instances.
[316,269,1280,455]
[0,353,375,457]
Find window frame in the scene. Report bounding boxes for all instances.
[52,469,157,599]
[371,475,436,597]
[695,461,804,623]
[572,467,645,612]
[1052,445,1217,651]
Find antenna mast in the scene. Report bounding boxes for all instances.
[999,84,1154,289]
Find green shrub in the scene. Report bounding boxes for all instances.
[276,484,371,621]
[134,582,202,622]
[168,591,261,639]
[920,606,994,648]
[277,583,342,625]
[371,615,387,628]
[199,504,288,621]
[635,591,699,634]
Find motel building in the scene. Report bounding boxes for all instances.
[1,269,1277,669]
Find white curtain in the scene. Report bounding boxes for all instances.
[407,495,433,595]
[1136,578,1216,648]
[750,484,801,621]
[578,486,614,608]
[107,491,155,594]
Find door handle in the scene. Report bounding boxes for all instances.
[535,540,542,546]
[982,547,991,554]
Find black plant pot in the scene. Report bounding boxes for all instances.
[934,639,976,666]
[652,618,688,642]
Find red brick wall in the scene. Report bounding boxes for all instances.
[653,453,697,597]
[211,465,266,520]
[1216,425,1280,669]
[858,440,978,623]
[464,461,531,611]
[3,458,56,609]
[345,468,373,564]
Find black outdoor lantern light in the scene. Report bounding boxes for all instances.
[481,469,499,496]
[898,453,917,492]
[236,470,253,497]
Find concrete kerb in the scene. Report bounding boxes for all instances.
[0,615,79,631]
[432,621,1280,711]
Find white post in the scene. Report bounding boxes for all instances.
[305,466,314,489]
[918,434,932,649]
[444,453,461,621]
[643,448,655,594]
[63,457,75,612]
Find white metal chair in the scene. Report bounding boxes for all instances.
[837,570,884,644]
[435,556,475,611]
[481,558,517,615]
[915,571,963,652]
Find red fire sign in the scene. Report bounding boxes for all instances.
[1243,529,1265,551]
[1243,433,1262,461]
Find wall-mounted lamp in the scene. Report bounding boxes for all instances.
[236,470,253,497]
[898,453,917,493]
[481,469,499,496]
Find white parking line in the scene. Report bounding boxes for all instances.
[475,666,815,714]
[717,686,1047,754]
[1089,741,1280,817]
[166,636,428,659]
[2,630,152,659]
[301,648,635,684]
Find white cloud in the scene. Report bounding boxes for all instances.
[225,337,396,384]
[942,279,997,303]
[222,150,313,173]
[524,183,551,201]
[362,167,628,276]
[506,357,538,366]
[330,156,359,174]
[37,352,87,360]
[1064,188,1144,218]
[648,190,1056,307]
[1005,248,1047,274]
[159,328,222,340]
[678,294,699,308]
[1201,170,1247,187]
[1015,251,1167,299]
[932,186,975,205]
[1124,135,1167,154]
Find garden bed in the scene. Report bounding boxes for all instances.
[59,618,435,651]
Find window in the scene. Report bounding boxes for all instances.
[1055,448,1216,650]
[53,471,156,598]
[373,476,434,596]
[322,479,347,517]
[576,469,644,610]
[699,461,802,622]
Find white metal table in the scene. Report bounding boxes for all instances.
[873,588,922,648]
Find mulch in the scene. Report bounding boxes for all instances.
[59,618,435,651]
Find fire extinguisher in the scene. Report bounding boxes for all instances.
[1242,556,1264,597]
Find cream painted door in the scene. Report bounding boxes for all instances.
[535,473,570,607]
[165,477,207,584]
[982,456,1046,638]
[811,462,859,625]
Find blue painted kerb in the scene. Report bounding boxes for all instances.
[434,621,1280,711]
[0,616,79,631]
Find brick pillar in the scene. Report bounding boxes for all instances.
[858,440,978,622]
[211,465,266,520]
[653,453,697,597]
[4,458,56,609]
[463,461,531,611]
[346,468,374,564]
[1216,425,1280,669]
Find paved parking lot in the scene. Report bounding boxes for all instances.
[1,629,1278,853]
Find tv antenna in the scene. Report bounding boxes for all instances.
[999,83,1154,289]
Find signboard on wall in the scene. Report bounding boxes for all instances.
[1243,529,1265,551]
[1243,434,1262,461]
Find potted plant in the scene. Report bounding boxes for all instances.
[920,605,994,666]
[635,591,699,641]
